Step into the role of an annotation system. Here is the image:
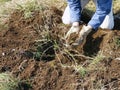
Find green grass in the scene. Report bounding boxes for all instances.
[90,53,105,65]
[74,65,87,77]
[0,0,11,3]
[0,72,33,90]
[0,73,19,90]
[115,37,120,47]
[88,52,105,71]
[16,0,46,19]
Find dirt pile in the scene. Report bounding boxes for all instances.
[0,7,120,90]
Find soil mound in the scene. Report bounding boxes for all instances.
[0,7,120,90]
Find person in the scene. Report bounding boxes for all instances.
[62,0,114,46]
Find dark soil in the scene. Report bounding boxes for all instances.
[0,7,120,90]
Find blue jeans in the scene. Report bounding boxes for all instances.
[67,0,112,30]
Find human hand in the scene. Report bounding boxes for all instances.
[65,25,80,47]
[65,25,80,39]
[72,25,92,46]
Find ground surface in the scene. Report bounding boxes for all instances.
[0,6,120,90]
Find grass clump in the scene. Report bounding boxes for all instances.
[0,72,32,90]
[0,0,46,24]
[74,65,87,77]
[16,0,46,19]
[0,0,11,3]
[90,53,105,65]
[115,37,120,47]
[34,41,55,61]
[88,52,105,71]
[0,72,19,90]
[0,0,11,4]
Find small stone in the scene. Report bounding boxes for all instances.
[11,49,15,52]
[115,58,120,60]
[2,52,5,56]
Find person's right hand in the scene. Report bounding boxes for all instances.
[65,22,80,47]
[65,25,80,40]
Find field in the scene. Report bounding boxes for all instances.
[0,0,120,90]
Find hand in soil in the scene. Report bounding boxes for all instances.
[65,25,80,47]
[72,25,92,46]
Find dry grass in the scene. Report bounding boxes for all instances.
[0,0,66,25]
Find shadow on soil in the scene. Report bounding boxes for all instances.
[83,31,105,56]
